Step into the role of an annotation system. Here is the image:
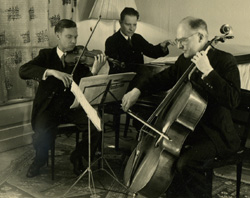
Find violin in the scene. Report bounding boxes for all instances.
[65,45,125,68]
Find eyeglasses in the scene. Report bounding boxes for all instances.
[175,32,199,45]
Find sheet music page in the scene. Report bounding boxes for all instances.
[105,72,136,103]
[150,56,178,64]
[70,81,102,131]
[70,75,108,108]
[70,72,136,108]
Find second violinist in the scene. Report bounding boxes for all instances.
[19,19,106,178]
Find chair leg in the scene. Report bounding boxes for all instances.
[75,130,79,146]
[124,115,130,138]
[205,169,213,196]
[51,139,55,180]
[236,162,243,198]
[113,114,120,150]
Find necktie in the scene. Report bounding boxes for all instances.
[61,53,66,68]
[128,37,133,47]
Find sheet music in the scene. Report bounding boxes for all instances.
[71,75,108,108]
[104,72,136,103]
[70,72,136,108]
[70,81,102,131]
[150,56,178,64]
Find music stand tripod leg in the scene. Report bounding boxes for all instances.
[63,118,100,198]
[91,86,128,190]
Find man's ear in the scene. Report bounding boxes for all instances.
[198,33,204,42]
[56,33,60,39]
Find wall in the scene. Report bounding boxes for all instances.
[0,101,33,152]
[135,0,250,48]
[75,0,250,56]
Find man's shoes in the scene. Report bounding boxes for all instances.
[26,162,42,178]
[70,151,85,176]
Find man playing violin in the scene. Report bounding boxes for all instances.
[122,16,241,198]
[19,19,106,178]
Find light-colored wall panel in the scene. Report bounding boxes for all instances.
[0,101,33,152]
[136,0,250,47]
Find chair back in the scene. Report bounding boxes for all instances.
[232,89,250,148]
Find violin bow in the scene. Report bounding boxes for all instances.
[71,15,102,76]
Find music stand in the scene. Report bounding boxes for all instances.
[63,72,136,198]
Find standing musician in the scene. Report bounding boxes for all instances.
[19,19,106,178]
[105,7,173,75]
[122,16,241,198]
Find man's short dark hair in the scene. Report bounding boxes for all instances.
[54,19,76,33]
[120,7,139,21]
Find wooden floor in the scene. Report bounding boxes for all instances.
[0,123,249,198]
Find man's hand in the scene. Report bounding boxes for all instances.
[121,88,141,112]
[191,51,213,76]
[91,54,107,75]
[46,69,72,88]
[160,39,175,52]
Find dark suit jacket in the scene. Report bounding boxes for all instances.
[136,48,241,157]
[105,30,169,74]
[19,47,92,128]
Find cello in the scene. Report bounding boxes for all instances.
[123,26,234,198]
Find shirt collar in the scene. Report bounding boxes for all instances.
[120,30,130,40]
[57,47,66,59]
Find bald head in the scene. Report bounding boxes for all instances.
[180,16,208,39]
[176,16,209,58]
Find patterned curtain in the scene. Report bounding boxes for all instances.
[48,0,77,47]
[0,0,77,105]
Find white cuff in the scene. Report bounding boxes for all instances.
[201,69,213,79]
[42,69,48,80]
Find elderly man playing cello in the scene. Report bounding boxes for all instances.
[122,16,241,198]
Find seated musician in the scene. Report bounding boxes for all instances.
[105,7,174,131]
[105,7,173,75]
[122,16,241,198]
[19,19,106,178]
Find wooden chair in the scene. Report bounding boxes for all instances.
[50,123,80,180]
[206,89,250,198]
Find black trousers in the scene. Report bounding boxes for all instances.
[32,107,101,166]
[165,130,217,198]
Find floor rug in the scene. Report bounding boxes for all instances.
[0,126,250,198]
[214,149,250,185]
